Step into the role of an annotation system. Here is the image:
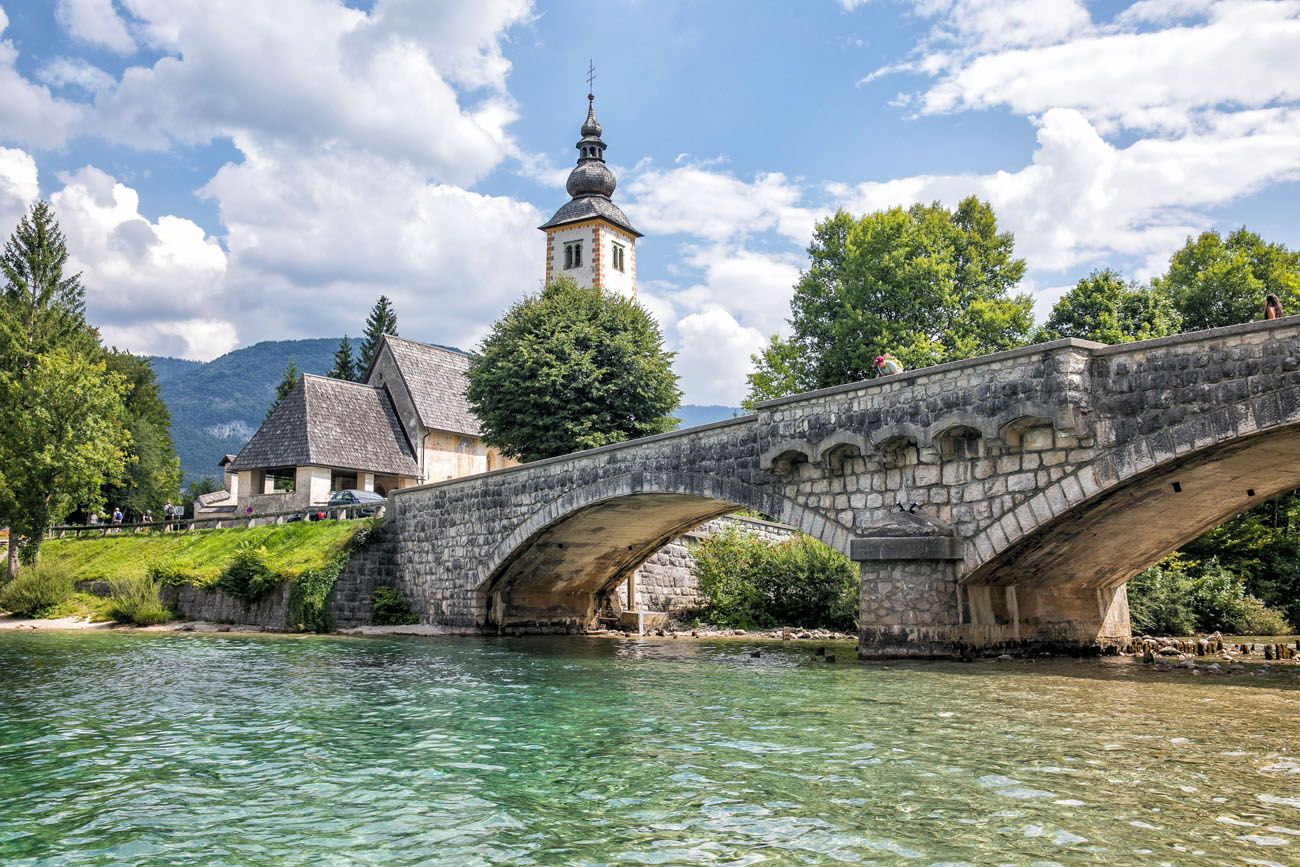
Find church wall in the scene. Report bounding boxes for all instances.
[545,223,597,288]
[422,431,490,484]
[599,224,637,297]
[366,344,423,447]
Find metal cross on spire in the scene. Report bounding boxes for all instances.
[586,60,596,97]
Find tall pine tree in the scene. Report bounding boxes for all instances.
[357,295,398,374]
[329,334,357,381]
[267,359,300,418]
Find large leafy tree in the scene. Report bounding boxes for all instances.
[746,198,1034,403]
[100,350,182,518]
[0,201,129,577]
[1037,268,1181,345]
[467,277,681,462]
[329,334,357,382]
[1153,228,1300,331]
[358,295,398,374]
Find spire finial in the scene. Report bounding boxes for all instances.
[586,59,596,99]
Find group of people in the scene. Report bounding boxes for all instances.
[82,503,185,532]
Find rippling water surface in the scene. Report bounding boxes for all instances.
[1,631,1298,865]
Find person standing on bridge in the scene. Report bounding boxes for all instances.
[1265,293,1285,320]
[875,353,904,376]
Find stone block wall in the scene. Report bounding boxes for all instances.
[162,583,291,629]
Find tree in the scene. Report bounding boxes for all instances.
[0,201,96,370]
[358,295,398,374]
[1037,268,1180,345]
[267,359,300,418]
[100,350,182,517]
[467,277,681,462]
[329,334,357,382]
[746,198,1034,403]
[0,348,130,575]
[1154,228,1300,331]
[744,335,804,411]
[0,201,127,578]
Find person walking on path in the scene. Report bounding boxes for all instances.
[1265,293,1285,320]
[111,507,123,533]
[874,353,904,376]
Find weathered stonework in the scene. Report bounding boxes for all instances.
[359,317,1300,657]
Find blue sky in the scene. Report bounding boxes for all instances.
[2,1,1299,405]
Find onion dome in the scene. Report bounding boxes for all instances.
[539,91,642,237]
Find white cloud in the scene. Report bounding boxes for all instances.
[834,107,1300,279]
[624,163,814,244]
[86,0,531,185]
[200,137,543,352]
[50,166,232,358]
[0,10,82,147]
[38,57,116,95]
[674,309,767,406]
[56,0,136,54]
[903,0,1300,133]
[920,0,1092,53]
[0,146,38,238]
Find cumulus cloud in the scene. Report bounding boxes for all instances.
[201,137,543,352]
[0,9,82,147]
[895,0,1300,133]
[625,163,813,244]
[50,165,232,358]
[83,0,530,185]
[0,146,38,237]
[56,0,136,54]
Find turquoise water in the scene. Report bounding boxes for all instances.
[1,632,1298,865]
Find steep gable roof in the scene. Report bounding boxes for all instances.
[373,335,482,437]
[228,375,420,477]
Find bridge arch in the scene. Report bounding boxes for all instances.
[963,388,1300,593]
[477,471,851,632]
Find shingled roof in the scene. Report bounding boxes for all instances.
[228,375,420,476]
[538,195,642,237]
[376,335,482,437]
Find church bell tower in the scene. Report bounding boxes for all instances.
[539,74,641,297]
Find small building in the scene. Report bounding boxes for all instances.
[193,455,241,517]
[226,373,422,513]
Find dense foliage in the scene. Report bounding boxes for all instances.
[1153,228,1300,331]
[1129,556,1290,637]
[372,586,418,625]
[746,198,1034,404]
[1036,268,1180,344]
[0,562,76,617]
[691,527,858,631]
[107,574,172,626]
[329,334,357,381]
[467,277,681,461]
[100,350,183,518]
[216,542,283,602]
[0,202,130,576]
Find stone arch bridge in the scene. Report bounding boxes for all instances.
[378,317,1300,656]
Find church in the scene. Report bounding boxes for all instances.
[211,90,642,515]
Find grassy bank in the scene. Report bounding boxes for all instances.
[39,521,369,586]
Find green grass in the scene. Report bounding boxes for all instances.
[40,521,372,586]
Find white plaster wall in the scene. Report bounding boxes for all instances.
[295,465,333,505]
[546,223,597,288]
[602,227,636,298]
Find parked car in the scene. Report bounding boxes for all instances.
[327,489,386,518]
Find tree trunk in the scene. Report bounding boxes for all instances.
[6,534,18,581]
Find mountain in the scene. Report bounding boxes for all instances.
[152,340,747,483]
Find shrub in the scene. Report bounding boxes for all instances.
[0,563,76,618]
[1129,556,1293,636]
[217,542,283,602]
[146,557,194,587]
[372,586,418,625]
[288,559,344,633]
[108,575,173,626]
[692,527,858,631]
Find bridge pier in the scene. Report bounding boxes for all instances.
[856,555,1133,657]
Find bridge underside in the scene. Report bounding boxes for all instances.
[482,494,738,632]
[859,425,1300,656]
